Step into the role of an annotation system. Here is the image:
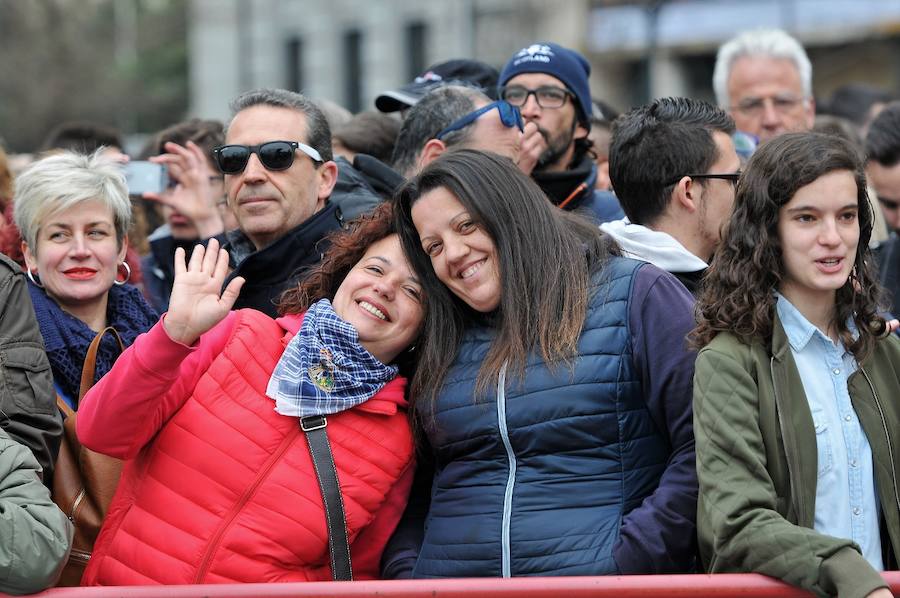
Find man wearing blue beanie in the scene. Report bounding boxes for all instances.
[499,42,623,223]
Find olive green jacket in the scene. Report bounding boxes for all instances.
[695,314,900,598]
[0,428,71,594]
[0,252,62,484]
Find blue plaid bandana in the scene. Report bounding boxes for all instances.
[266,298,398,417]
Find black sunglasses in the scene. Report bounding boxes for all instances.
[212,140,322,174]
[666,171,742,186]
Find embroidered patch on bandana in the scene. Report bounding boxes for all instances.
[308,347,336,392]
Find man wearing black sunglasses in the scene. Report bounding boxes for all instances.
[498,42,623,223]
[214,88,342,317]
[866,102,900,315]
[604,97,739,296]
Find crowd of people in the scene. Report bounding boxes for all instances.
[1,25,899,598]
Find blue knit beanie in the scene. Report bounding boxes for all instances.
[499,42,592,126]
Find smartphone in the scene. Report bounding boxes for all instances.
[124,161,168,195]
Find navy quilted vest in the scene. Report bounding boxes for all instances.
[413,257,669,577]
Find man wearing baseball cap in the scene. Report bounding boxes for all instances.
[376,59,499,114]
[499,42,623,222]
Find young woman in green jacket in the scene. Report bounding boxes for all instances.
[693,131,900,598]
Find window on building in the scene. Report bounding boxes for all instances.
[405,22,427,80]
[343,30,363,113]
[286,37,304,92]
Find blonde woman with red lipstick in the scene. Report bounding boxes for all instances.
[693,132,900,598]
[14,150,157,408]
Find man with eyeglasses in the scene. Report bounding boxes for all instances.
[603,97,739,296]
[866,101,900,315]
[713,29,815,145]
[390,85,525,178]
[213,88,341,317]
[498,42,624,223]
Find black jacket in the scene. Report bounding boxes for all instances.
[141,225,228,313]
[531,156,624,223]
[223,202,345,318]
[875,234,899,317]
[331,156,388,222]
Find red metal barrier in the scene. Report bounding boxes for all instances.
[8,572,900,598]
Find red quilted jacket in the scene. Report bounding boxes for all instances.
[76,309,415,585]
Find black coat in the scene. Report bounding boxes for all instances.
[223,202,345,318]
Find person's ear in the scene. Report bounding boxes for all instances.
[574,121,589,140]
[673,176,701,213]
[22,241,37,272]
[118,234,129,262]
[316,160,339,204]
[417,139,448,171]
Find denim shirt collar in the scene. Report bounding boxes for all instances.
[774,292,857,354]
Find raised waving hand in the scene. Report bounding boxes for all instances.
[162,238,244,346]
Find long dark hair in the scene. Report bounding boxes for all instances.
[692,131,884,360]
[394,150,617,415]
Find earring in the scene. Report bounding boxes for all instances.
[26,269,44,288]
[113,261,131,286]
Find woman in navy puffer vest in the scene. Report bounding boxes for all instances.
[384,150,698,578]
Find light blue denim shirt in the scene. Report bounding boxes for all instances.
[776,294,883,570]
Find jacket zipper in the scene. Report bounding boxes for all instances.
[193,423,300,582]
[496,362,515,578]
[859,368,900,523]
[770,357,803,524]
[68,487,87,522]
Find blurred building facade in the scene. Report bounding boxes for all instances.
[189,0,900,119]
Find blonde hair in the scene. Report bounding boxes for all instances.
[13,149,131,252]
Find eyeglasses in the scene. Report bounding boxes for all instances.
[435,100,524,141]
[731,94,807,117]
[212,140,322,174]
[500,85,571,109]
[666,172,742,187]
[878,196,900,211]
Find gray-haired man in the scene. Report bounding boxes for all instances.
[216,88,342,317]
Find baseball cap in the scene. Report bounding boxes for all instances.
[375,59,500,113]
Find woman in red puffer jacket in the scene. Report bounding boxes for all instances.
[77,203,422,585]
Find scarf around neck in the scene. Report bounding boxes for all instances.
[266,298,398,418]
[28,281,159,405]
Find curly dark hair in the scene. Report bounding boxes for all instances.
[278,202,420,373]
[692,131,885,361]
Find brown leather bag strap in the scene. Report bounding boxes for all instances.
[56,393,76,420]
[78,327,125,402]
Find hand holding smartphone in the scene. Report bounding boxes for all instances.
[124,161,168,195]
